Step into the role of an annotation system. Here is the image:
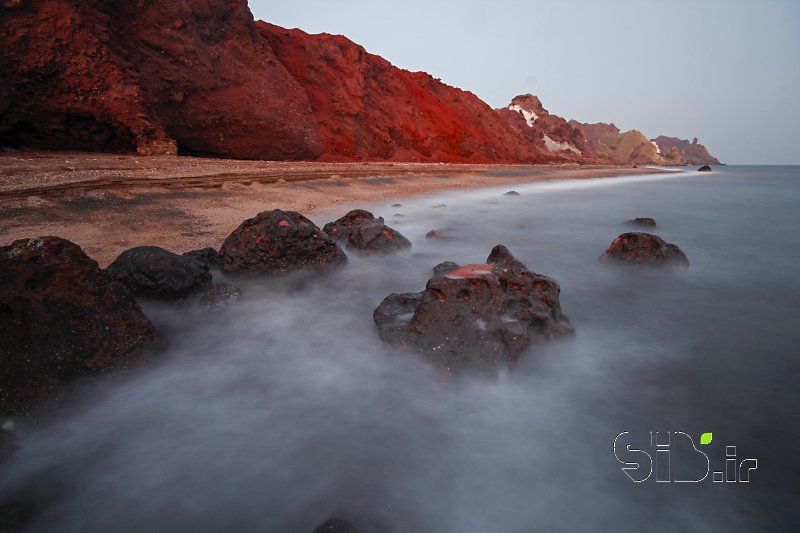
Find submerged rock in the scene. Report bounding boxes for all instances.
[220,209,346,274]
[182,247,221,267]
[106,246,211,300]
[698,165,712,172]
[324,210,411,254]
[600,232,689,267]
[503,190,520,196]
[0,237,157,414]
[312,518,360,533]
[199,283,242,309]
[373,245,573,373]
[627,217,657,227]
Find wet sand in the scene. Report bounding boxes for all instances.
[0,152,667,266]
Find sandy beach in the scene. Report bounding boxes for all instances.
[0,152,667,266]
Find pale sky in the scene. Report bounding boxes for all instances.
[250,0,800,164]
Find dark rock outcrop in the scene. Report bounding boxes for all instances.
[373,245,573,372]
[312,518,360,533]
[324,210,411,254]
[0,237,156,414]
[199,283,241,309]
[219,210,346,274]
[182,247,221,267]
[698,165,712,172]
[628,217,657,227]
[600,232,689,267]
[106,246,211,299]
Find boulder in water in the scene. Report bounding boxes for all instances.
[373,245,573,373]
[627,217,657,227]
[698,165,712,172]
[0,237,157,414]
[106,246,211,299]
[600,232,689,267]
[324,210,411,254]
[220,210,346,274]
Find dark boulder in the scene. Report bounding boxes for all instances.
[312,518,360,533]
[199,283,242,309]
[627,217,657,227]
[0,237,157,414]
[503,190,520,196]
[346,223,411,254]
[323,210,381,240]
[698,165,712,172]
[373,245,573,373]
[220,210,346,274]
[600,232,689,267]
[106,246,211,299]
[182,247,221,267]
[324,210,411,254]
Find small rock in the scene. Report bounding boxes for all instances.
[391,203,402,207]
[323,209,381,241]
[432,261,459,276]
[600,232,689,267]
[425,230,445,239]
[325,210,411,254]
[106,246,211,299]
[312,518,359,533]
[199,283,241,309]
[627,217,657,227]
[347,222,411,254]
[503,190,520,196]
[698,165,712,172]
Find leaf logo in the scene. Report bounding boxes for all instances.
[700,432,713,445]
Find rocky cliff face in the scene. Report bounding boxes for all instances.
[0,0,323,159]
[0,2,718,165]
[0,0,546,163]
[496,94,591,163]
[499,93,720,166]
[650,136,720,165]
[258,24,546,163]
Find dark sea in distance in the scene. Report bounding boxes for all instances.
[2,165,799,532]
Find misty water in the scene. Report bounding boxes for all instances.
[2,166,800,531]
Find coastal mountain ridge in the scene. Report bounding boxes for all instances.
[0,0,719,165]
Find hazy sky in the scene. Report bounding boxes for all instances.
[250,0,800,164]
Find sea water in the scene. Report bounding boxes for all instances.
[2,166,799,531]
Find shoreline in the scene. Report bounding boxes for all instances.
[0,152,670,266]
